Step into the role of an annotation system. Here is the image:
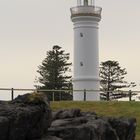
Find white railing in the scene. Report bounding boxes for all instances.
[0,88,139,101]
[71,6,102,17]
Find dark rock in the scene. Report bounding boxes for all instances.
[52,108,81,120]
[48,117,117,140]
[108,117,136,140]
[36,135,63,140]
[0,93,52,140]
[0,116,9,140]
[48,109,136,140]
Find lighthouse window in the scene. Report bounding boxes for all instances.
[80,62,83,66]
[80,33,83,37]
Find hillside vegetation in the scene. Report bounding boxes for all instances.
[51,101,140,140]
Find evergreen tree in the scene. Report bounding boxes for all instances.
[100,60,127,100]
[36,45,72,100]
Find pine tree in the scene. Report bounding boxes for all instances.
[36,45,72,100]
[100,60,127,100]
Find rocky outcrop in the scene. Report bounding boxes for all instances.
[0,93,52,140]
[0,93,137,140]
[46,109,136,140]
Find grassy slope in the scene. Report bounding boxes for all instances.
[51,101,140,140]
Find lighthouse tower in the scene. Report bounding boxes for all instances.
[70,0,102,101]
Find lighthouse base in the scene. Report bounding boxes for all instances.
[73,77,100,101]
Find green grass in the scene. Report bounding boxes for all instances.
[51,101,140,140]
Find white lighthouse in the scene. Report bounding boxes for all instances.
[70,0,102,101]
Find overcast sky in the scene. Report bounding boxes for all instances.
[0,0,140,91]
